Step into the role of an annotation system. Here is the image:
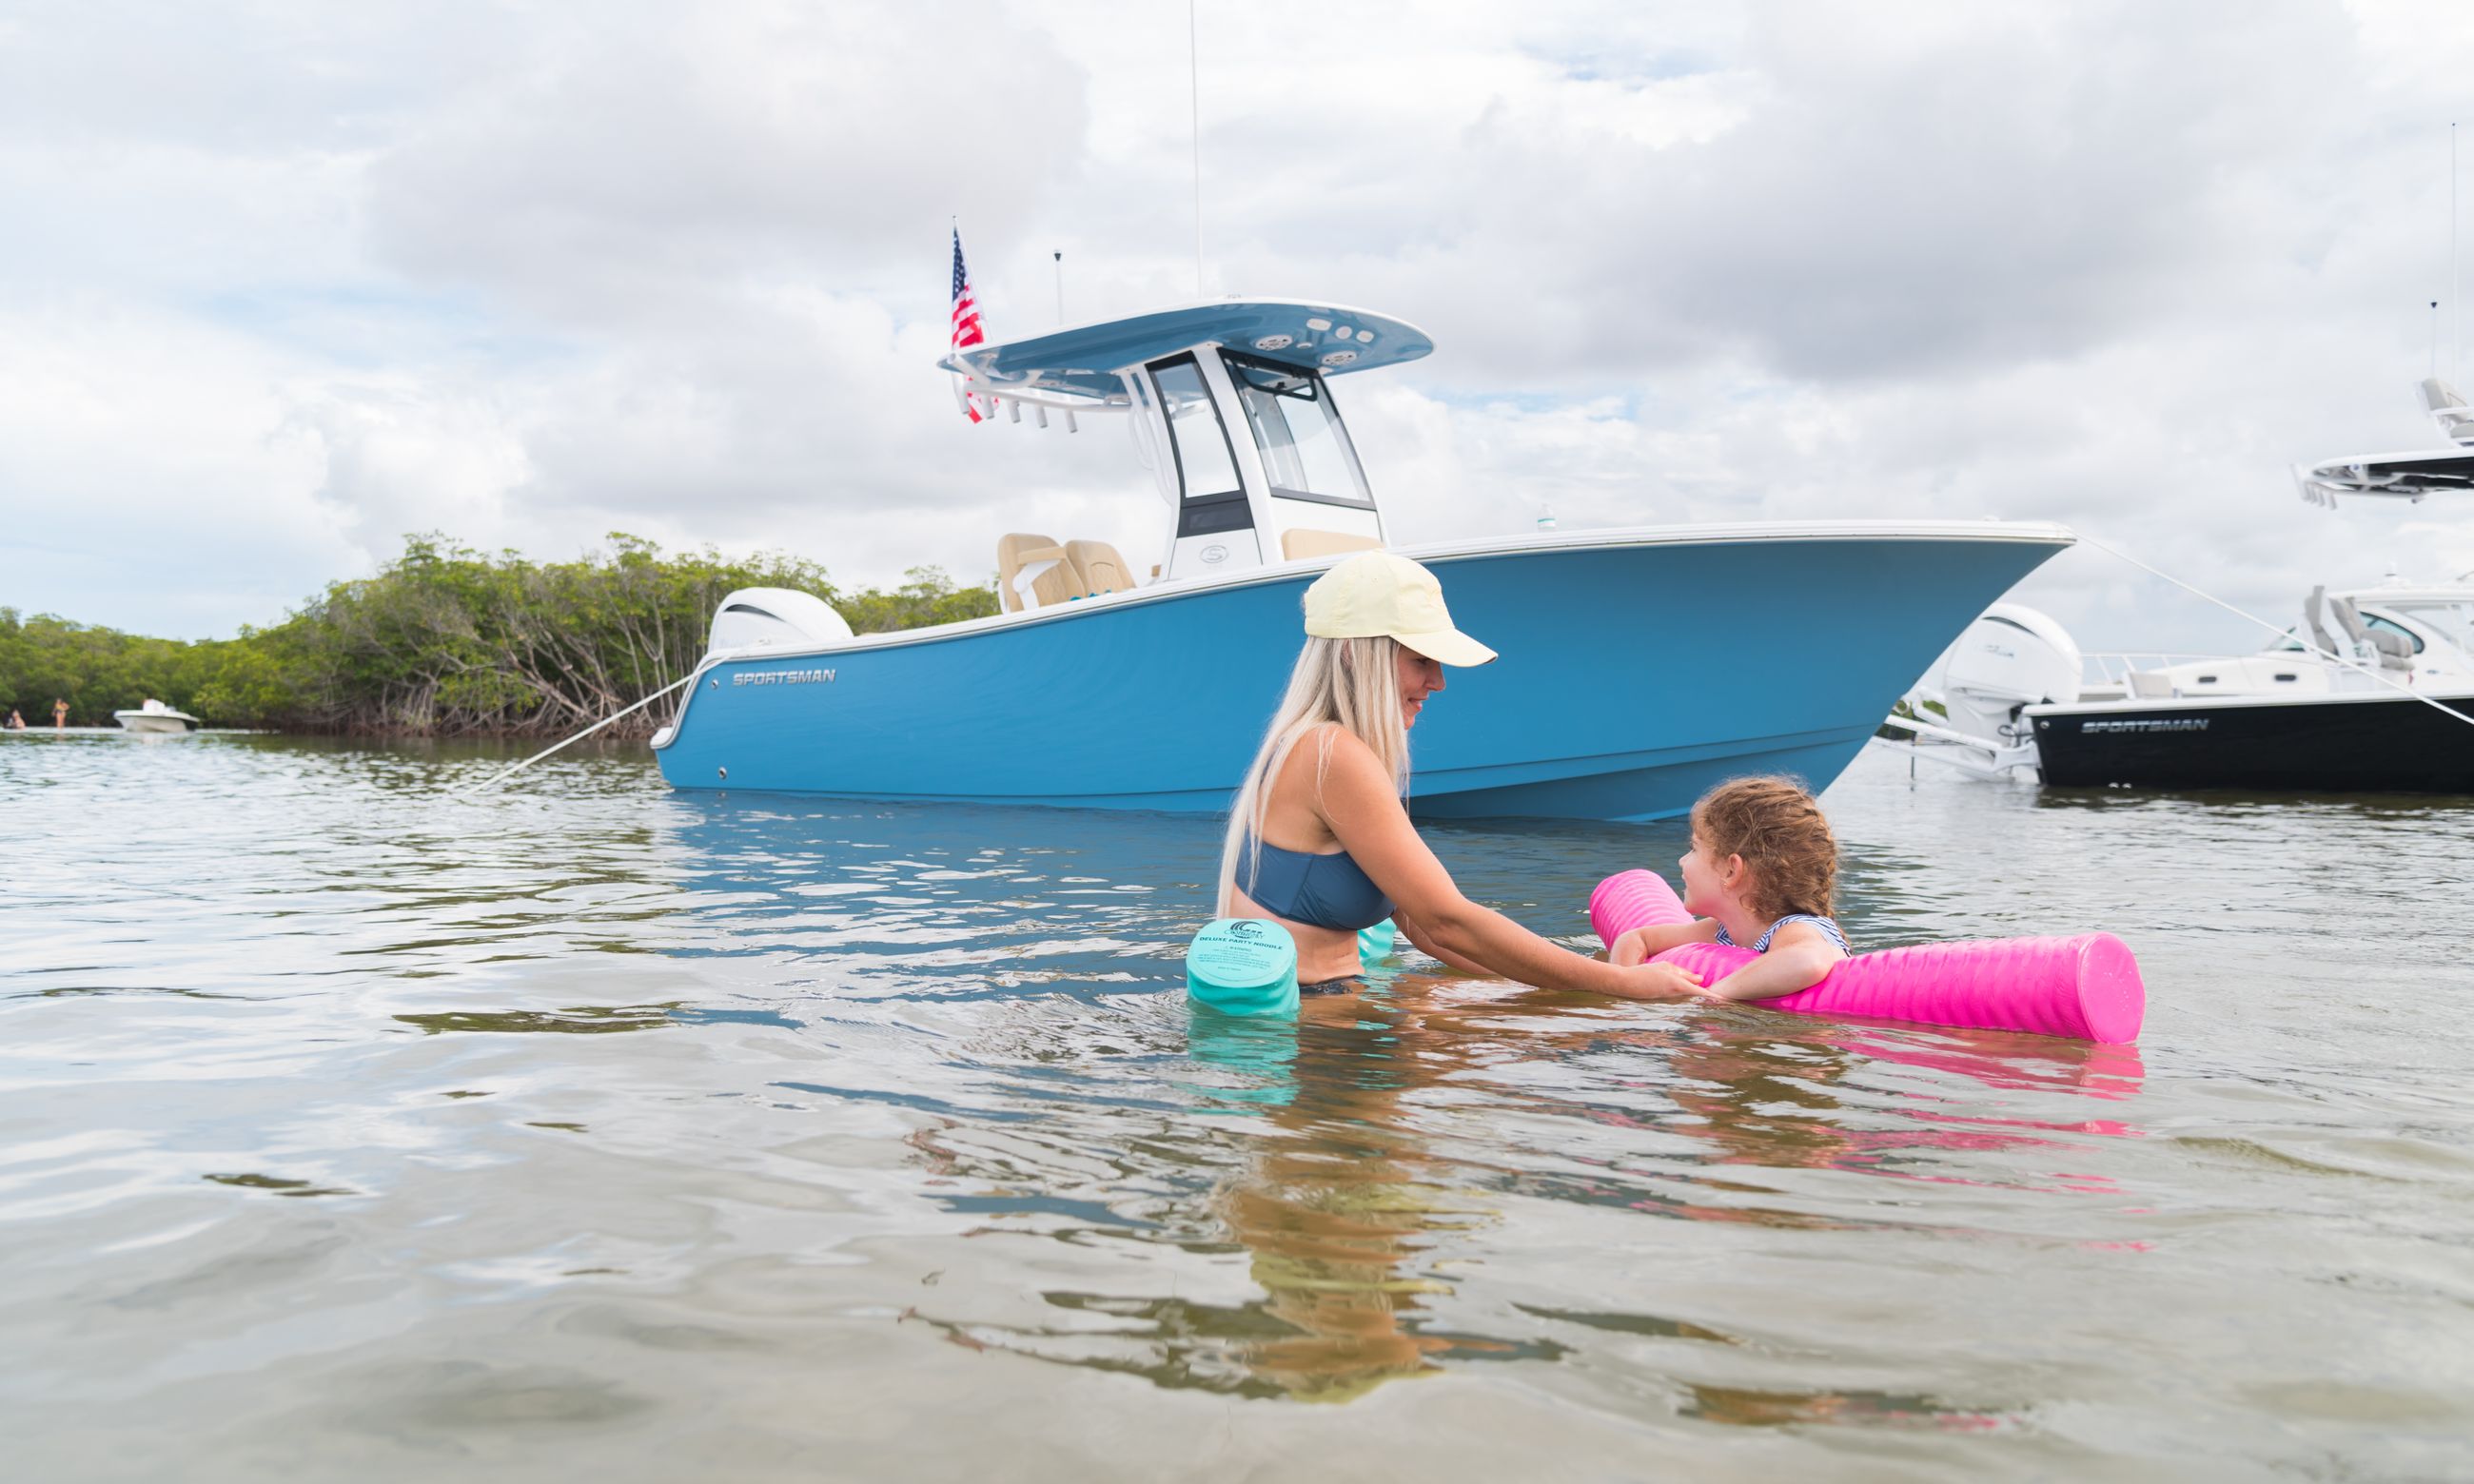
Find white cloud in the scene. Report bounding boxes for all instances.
[2,0,2471,662]
[0,299,349,636]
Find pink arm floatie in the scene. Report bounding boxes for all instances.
[1587,869,2144,1044]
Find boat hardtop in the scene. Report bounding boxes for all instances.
[940,299,1433,406]
[2295,378,2474,504]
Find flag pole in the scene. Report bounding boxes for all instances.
[1189,0,1204,296]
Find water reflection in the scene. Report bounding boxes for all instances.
[1207,987,1527,1403]
[893,979,1533,1404]
[1681,1381,2005,1431]
[394,1005,682,1035]
[201,1171,357,1199]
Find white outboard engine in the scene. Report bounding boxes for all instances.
[703,587,854,655]
[1940,602,2083,747]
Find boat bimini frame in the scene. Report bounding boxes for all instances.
[941,301,1433,603]
[2295,378,2474,505]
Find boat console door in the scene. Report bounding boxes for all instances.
[1146,352,1267,580]
[1141,347,1386,582]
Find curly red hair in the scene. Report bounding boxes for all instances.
[1692,775,1838,921]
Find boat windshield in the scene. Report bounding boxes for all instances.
[2380,599,2474,654]
[1223,352,1372,507]
[2269,610,2443,654]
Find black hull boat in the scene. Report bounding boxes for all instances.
[2027,692,2474,792]
[1875,380,2474,796]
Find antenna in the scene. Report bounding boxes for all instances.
[1053,250,1065,323]
[1188,0,1204,296]
[2456,123,2462,377]
[2433,301,2442,378]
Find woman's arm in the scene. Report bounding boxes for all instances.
[1392,908,1494,976]
[1312,730,1699,998]
[1700,920,1846,1002]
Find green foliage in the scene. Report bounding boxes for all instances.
[0,609,232,728]
[836,566,1001,635]
[0,534,999,736]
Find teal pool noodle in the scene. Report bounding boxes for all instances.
[1358,918,1397,970]
[1186,918,1299,1017]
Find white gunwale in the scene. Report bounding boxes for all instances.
[670,518,2073,678]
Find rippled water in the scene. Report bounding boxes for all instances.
[6,732,2471,1480]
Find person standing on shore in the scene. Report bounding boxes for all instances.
[51,697,69,730]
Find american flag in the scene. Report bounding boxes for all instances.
[950,226,987,423]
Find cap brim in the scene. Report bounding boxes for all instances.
[1396,628,1497,667]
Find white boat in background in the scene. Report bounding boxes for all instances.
[113,699,200,734]
[1878,583,2474,791]
[1877,381,2474,792]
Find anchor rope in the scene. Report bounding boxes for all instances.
[454,672,697,796]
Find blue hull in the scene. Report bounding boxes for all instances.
[655,529,2067,820]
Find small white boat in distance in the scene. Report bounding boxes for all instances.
[113,698,200,734]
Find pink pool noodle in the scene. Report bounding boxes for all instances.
[1588,869,2144,1044]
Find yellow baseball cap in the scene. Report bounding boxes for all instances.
[1301,551,1497,666]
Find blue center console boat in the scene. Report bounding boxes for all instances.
[652,299,2071,819]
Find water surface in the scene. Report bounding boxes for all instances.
[5,733,2469,1479]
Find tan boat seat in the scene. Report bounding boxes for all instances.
[1066,539,1135,596]
[1281,528,1382,561]
[995,532,1089,613]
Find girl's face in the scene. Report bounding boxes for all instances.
[1678,830,1734,917]
[1395,648,1445,729]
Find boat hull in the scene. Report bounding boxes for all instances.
[2029,691,2474,793]
[655,528,2069,820]
[113,714,193,734]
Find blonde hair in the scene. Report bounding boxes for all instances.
[1693,775,1838,921]
[1218,635,1409,913]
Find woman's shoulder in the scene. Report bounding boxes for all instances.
[1270,722,1389,804]
[1273,721,1375,771]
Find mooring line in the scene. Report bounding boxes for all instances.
[455,672,697,797]
[2076,532,2474,733]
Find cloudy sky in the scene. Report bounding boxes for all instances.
[5,0,2471,653]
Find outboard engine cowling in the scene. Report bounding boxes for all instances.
[1941,603,2082,746]
[704,587,854,654]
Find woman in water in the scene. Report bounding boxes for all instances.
[1220,551,1703,999]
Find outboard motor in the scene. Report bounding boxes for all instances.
[1940,603,2083,748]
[703,587,854,654]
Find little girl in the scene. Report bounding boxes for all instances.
[1609,775,1850,1001]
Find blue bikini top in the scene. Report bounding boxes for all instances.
[1234,833,1394,932]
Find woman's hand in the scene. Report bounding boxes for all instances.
[1608,961,1703,999]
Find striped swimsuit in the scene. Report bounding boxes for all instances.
[1715,914,1851,954]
